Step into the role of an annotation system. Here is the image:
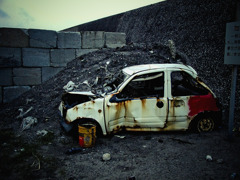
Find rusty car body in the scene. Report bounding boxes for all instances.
[59,64,221,135]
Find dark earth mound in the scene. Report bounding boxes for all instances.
[1,0,240,179]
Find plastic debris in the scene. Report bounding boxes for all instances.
[20,116,38,131]
[65,147,82,155]
[114,135,125,139]
[17,106,33,119]
[206,155,213,161]
[63,81,78,92]
[36,130,48,136]
[102,153,111,161]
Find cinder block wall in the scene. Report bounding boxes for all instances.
[0,28,126,103]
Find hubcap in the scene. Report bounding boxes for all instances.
[198,118,214,132]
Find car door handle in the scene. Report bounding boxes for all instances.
[174,100,185,107]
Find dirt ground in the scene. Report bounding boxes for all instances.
[0,44,240,179]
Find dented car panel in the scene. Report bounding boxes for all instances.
[59,64,221,135]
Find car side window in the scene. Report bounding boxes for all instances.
[171,71,209,96]
[117,72,164,99]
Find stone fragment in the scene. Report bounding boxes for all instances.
[102,153,111,161]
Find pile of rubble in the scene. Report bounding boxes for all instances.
[0,42,239,132]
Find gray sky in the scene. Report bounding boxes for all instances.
[0,0,164,31]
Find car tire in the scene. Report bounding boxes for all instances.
[192,114,215,132]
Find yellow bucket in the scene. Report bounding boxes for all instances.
[78,124,96,148]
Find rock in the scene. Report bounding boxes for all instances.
[206,155,213,162]
[36,130,48,136]
[102,153,111,161]
[21,116,38,131]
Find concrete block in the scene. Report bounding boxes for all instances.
[42,67,63,82]
[0,28,29,47]
[3,86,31,103]
[0,68,12,86]
[0,86,2,103]
[81,31,104,49]
[23,48,50,67]
[58,32,81,48]
[29,29,57,48]
[0,47,21,67]
[105,32,126,48]
[50,49,75,67]
[13,68,41,85]
[76,49,98,57]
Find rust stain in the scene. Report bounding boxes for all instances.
[92,100,95,103]
[73,106,78,111]
[98,109,102,113]
[141,99,146,109]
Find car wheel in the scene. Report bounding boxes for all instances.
[196,115,215,132]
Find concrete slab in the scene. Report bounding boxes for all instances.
[0,28,29,47]
[58,32,81,48]
[0,47,21,67]
[3,86,31,103]
[50,49,75,67]
[0,68,12,86]
[105,32,126,48]
[81,31,104,49]
[13,68,41,85]
[23,48,50,67]
[42,67,63,82]
[29,29,57,48]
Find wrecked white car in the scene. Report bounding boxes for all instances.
[59,64,221,136]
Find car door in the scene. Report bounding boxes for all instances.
[168,71,209,130]
[105,71,168,132]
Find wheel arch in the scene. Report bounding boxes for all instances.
[188,111,221,132]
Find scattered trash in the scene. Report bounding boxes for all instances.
[26,98,34,104]
[216,159,224,164]
[36,130,48,137]
[65,147,82,155]
[63,81,78,92]
[114,135,125,139]
[206,155,213,162]
[17,106,33,119]
[20,116,38,131]
[82,80,91,88]
[102,153,111,161]
[149,50,154,54]
[78,124,96,148]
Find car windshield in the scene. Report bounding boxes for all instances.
[105,71,129,94]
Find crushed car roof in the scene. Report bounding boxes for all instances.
[122,64,197,76]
